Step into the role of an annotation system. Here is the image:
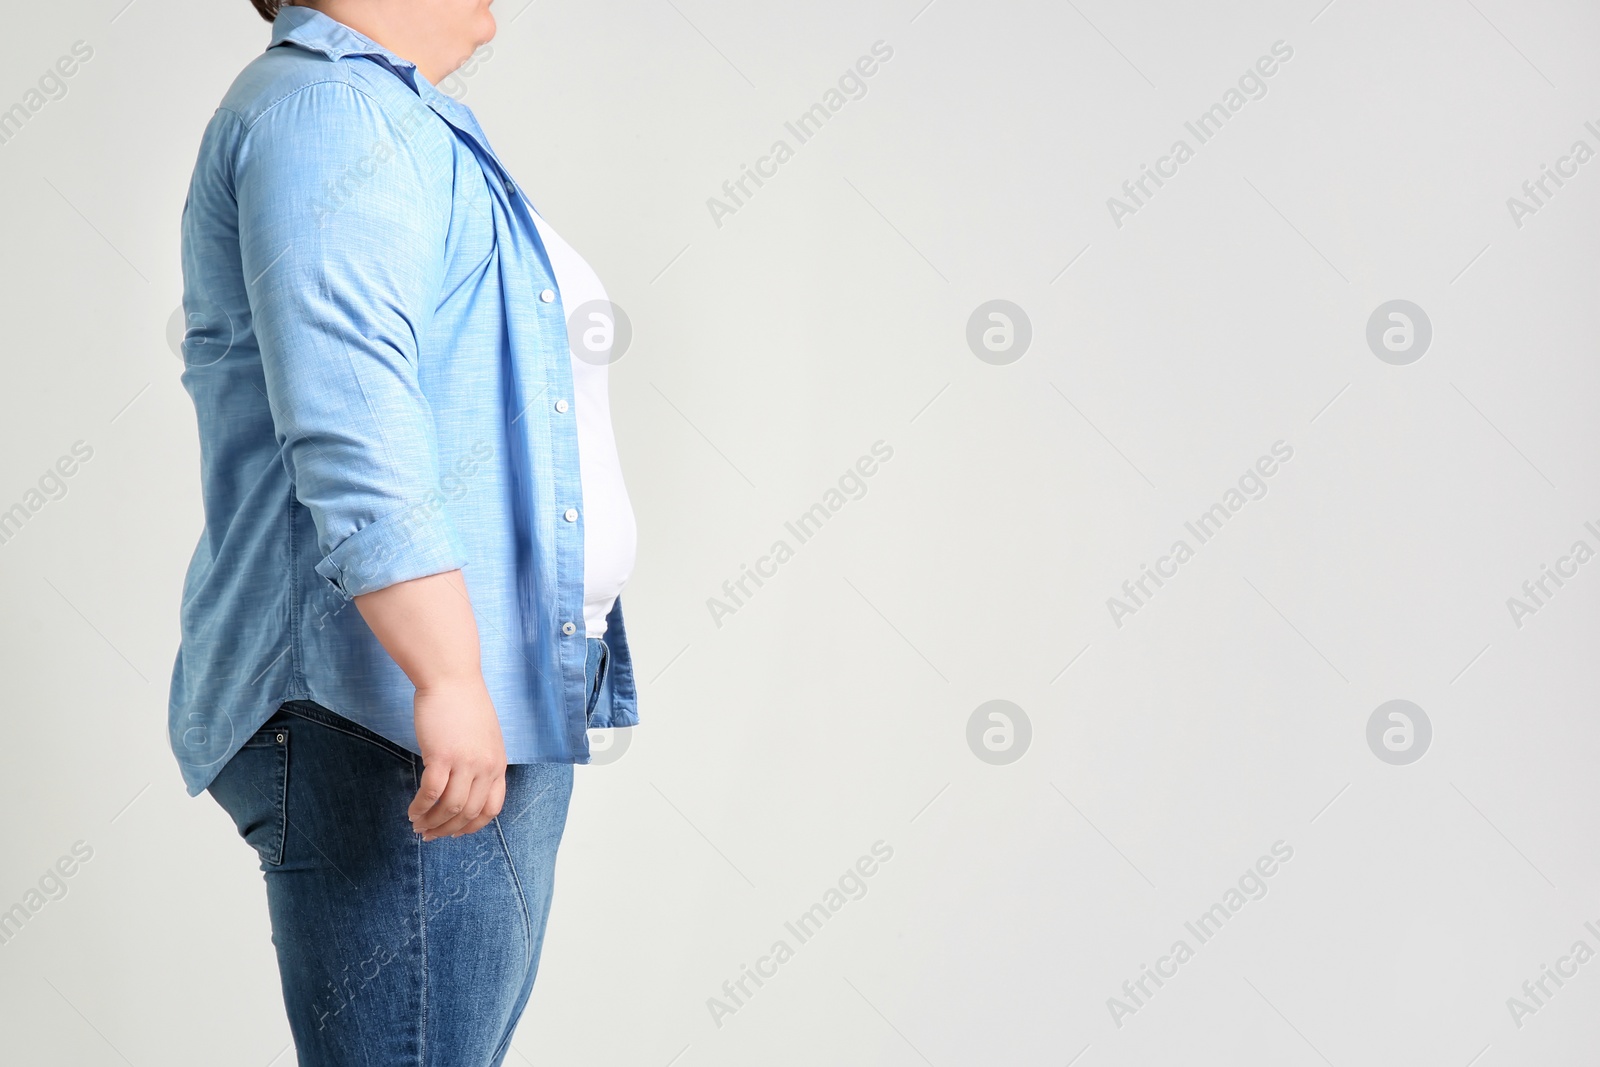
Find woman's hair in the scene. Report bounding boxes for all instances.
[250,0,284,21]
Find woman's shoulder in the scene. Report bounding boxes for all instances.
[214,46,436,143]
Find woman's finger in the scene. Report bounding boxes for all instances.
[408,761,453,828]
[415,764,473,837]
[459,774,506,837]
[434,772,494,839]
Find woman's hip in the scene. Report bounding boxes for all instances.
[205,701,575,1063]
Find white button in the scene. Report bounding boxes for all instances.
[564,508,578,522]
[539,289,556,303]
[555,399,569,413]
[561,621,577,636]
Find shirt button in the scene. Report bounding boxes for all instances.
[539,289,556,303]
[561,622,577,636]
[564,508,578,522]
[555,399,569,413]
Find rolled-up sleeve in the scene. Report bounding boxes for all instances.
[235,79,465,599]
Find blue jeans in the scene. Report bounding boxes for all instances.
[206,637,609,1065]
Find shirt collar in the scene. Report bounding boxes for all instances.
[270,6,418,76]
[268,6,517,198]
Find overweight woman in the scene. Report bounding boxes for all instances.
[169,1,639,1062]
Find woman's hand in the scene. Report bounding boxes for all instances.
[353,569,508,839]
[409,676,508,840]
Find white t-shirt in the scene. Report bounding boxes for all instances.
[527,210,637,637]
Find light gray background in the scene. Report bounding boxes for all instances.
[2,0,1597,1063]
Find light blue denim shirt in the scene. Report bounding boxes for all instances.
[170,7,637,797]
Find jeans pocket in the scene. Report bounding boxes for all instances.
[206,719,290,868]
[586,639,610,720]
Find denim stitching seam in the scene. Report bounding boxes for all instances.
[414,758,427,1067]
[272,730,288,866]
[493,814,534,972]
[488,811,533,1067]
